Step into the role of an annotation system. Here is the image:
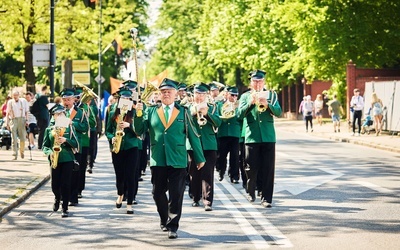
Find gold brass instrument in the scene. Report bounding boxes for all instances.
[130,27,142,117]
[112,105,128,154]
[141,81,160,105]
[251,90,267,113]
[190,102,208,126]
[220,101,238,119]
[51,127,66,169]
[74,81,99,104]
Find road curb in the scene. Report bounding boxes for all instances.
[324,135,400,154]
[0,174,50,218]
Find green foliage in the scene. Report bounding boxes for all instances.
[0,0,149,94]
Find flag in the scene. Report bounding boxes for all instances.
[112,35,123,56]
[100,90,111,120]
[148,70,168,88]
[110,77,124,95]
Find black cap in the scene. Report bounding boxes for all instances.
[123,80,138,89]
[159,78,178,90]
[227,87,238,95]
[250,69,266,79]
[50,104,66,115]
[194,82,210,93]
[178,83,187,91]
[60,88,76,98]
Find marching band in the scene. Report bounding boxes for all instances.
[40,69,281,239]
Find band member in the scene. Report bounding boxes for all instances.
[106,87,140,214]
[188,82,221,211]
[237,70,282,208]
[217,87,241,183]
[42,104,78,218]
[134,78,205,239]
[88,98,99,174]
[5,90,29,160]
[60,88,89,206]
[177,83,187,103]
[74,87,96,198]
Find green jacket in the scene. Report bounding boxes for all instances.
[237,90,282,143]
[189,103,221,150]
[77,102,92,148]
[69,106,89,152]
[105,108,141,150]
[42,125,78,163]
[134,103,205,168]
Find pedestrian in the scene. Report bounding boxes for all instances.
[42,103,78,218]
[134,78,205,239]
[371,92,384,136]
[106,87,141,215]
[237,69,282,208]
[5,90,29,160]
[35,86,50,149]
[350,88,364,136]
[25,92,38,149]
[328,94,344,133]
[314,94,324,126]
[1,95,11,118]
[302,95,314,132]
[188,82,221,212]
[217,86,241,184]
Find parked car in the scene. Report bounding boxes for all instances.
[0,118,11,150]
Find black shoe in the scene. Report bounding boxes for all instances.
[261,201,272,208]
[246,194,255,202]
[192,201,199,207]
[69,202,78,206]
[233,179,239,184]
[77,193,83,199]
[133,200,138,205]
[116,203,122,208]
[53,200,60,212]
[127,209,134,214]
[168,231,178,239]
[87,167,93,174]
[160,225,168,232]
[218,174,224,181]
[61,210,69,218]
[138,177,143,181]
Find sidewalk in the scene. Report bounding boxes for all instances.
[1,122,399,219]
[0,146,50,218]
[275,118,400,154]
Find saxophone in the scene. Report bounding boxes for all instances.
[51,127,66,169]
[112,105,128,154]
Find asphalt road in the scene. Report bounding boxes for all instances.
[0,125,399,249]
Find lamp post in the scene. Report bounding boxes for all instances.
[49,0,55,101]
[97,0,103,102]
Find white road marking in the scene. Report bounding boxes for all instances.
[216,181,293,248]
[353,180,393,194]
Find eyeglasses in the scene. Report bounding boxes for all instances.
[230,94,238,97]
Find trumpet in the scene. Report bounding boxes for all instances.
[251,90,268,113]
[112,105,128,154]
[51,127,66,169]
[190,102,208,126]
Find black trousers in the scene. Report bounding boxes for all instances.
[151,166,186,232]
[139,133,150,173]
[353,110,362,133]
[78,147,89,194]
[70,152,81,203]
[188,150,216,206]
[217,136,239,181]
[112,147,139,205]
[51,161,73,210]
[88,131,97,168]
[37,117,49,149]
[239,141,247,186]
[245,142,276,203]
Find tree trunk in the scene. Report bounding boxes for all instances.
[24,45,36,94]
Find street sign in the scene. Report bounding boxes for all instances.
[72,60,90,72]
[95,74,105,84]
[73,73,91,85]
[32,44,50,67]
